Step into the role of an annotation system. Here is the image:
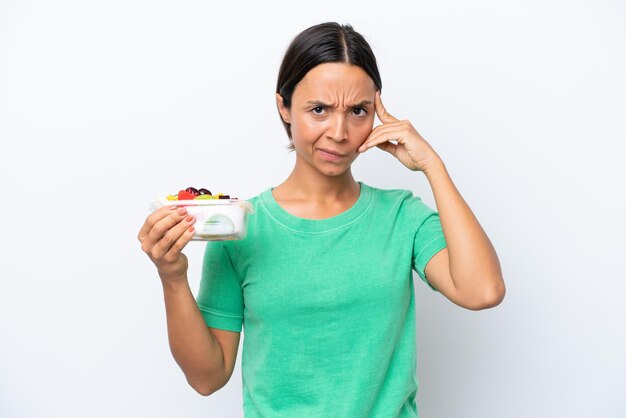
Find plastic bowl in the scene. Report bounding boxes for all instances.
[150,198,253,241]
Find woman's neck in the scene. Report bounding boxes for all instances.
[273,157,360,204]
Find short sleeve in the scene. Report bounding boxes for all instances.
[406,195,448,292]
[195,241,244,332]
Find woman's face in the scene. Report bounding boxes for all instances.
[277,62,377,177]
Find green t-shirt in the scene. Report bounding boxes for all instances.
[196,181,447,417]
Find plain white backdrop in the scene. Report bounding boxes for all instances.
[1,1,625,417]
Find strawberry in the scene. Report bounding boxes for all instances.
[177,190,196,200]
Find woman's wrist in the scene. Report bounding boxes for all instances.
[422,154,446,180]
[160,272,190,292]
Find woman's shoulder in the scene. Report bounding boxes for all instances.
[362,182,436,220]
[240,187,270,209]
[361,182,420,203]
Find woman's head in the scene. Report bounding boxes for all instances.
[276,22,382,152]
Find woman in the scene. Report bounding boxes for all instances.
[138,22,505,417]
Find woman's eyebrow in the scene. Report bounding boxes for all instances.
[306,100,372,108]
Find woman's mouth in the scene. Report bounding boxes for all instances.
[318,148,346,162]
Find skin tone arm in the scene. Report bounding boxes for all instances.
[137,206,236,395]
[359,91,505,310]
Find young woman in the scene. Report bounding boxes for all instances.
[138,22,505,417]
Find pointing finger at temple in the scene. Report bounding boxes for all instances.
[375,91,398,124]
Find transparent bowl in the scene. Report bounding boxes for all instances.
[150,198,254,241]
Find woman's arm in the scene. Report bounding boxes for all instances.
[162,277,233,395]
[359,91,505,309]
[138,206,234,394]
[422,158,505,310]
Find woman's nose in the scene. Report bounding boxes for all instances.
[326,114,348,142]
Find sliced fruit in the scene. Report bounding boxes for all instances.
[177,190,196,200]
[186,187,200,196]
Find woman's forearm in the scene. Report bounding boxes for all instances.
[161,277,226,395]
[423,157,505,304]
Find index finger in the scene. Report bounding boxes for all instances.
[375,90,398,124]
[137,205,176,241]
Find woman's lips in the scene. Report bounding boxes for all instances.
[318,148,346,161]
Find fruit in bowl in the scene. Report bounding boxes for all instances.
[150,186,253,241]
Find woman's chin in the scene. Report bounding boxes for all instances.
[317,163,351,177]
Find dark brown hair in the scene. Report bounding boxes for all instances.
[276,22,383,151]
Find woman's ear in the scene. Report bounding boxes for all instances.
[276,93,291,124]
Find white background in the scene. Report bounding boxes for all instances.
[1,1,625,417]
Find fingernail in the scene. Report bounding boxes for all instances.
[186,215,195,222]
[178,208,187,215]
[188,226,195,233]
[169,205,177,210]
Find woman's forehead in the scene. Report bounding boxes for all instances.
[295,63,376,102]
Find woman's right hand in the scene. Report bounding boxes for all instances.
[138,205,196,282]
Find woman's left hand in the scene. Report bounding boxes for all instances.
[358,91,440,172]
